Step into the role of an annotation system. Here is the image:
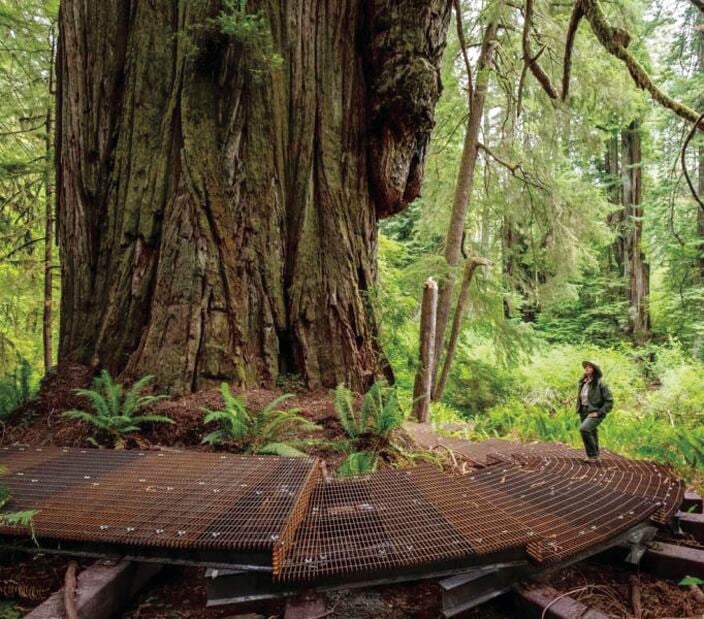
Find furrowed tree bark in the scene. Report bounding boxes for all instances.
[56,0,451,393]
[432,14,500,390]
[605,131,625,276]
[412,278,438,423]
[621,120,650,341]
[433,257,489,401]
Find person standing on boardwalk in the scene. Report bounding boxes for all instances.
[577,360,613,462]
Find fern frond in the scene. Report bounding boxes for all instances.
[123,374,155,415]
[259,394,295,417]
[72,389,111,420]
[337,451,377,477]
[63,409,110,430]
[334,384,359,438]
[258,442,306,457]
[130,414,175,426]
[202,430,227,445]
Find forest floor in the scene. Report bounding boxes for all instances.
[1,364,702,618]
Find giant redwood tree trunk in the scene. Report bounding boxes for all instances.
[55,1,451,393]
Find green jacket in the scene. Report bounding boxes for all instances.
[576,372,613,418]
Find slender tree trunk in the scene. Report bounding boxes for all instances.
[43,31,56,372]
[621,120,650,341]
[699,144,704,280]
[698,13,704,281]
[43,105,54,371]
[432,16,499,385]
[56,0,451,393]
[605,131,625,278]
[433,256,488,401]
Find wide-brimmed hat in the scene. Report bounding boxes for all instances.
[582,360,602,376]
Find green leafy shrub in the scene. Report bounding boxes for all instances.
[517,344,644,412]
[63,371,172,448]
[334,381,406,443]
[333,384,367,439]
[445,339,518,415]
[337,451,378,478]
[202,384,317,456]
[0,359,34,419]
[216,0,282,70]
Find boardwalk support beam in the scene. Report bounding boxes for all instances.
[26,560,161,619]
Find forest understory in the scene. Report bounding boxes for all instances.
[1,0,704,616]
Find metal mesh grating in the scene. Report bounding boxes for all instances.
[457,463,659,564]
[515,455,684,524]
[0,442,684,583]
[0,446,320,554]
[278,465,531,582]
[445,439,626,468]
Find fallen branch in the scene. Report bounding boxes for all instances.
[690,583,704,603]
[63,561,78,619]
[629,575,642,618]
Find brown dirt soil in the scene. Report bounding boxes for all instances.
[122,567,285,618]
[122,569,517,619]
[0,364,442,474]
[0,553,88,614]
[543,560,704,618]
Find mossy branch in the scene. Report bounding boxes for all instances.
[561,2,584,100]
[522,0,558,100]
[580,0,702,128]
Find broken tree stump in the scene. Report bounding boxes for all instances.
[412,278,438,423]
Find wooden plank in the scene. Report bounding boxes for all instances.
[642,542,704,582]
[678,511,704,543]
[514,585,608,619]
[284,592,327,619]
[26,560,161,619]
[681,491,703,514]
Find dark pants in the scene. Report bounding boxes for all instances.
[579,406,602,458]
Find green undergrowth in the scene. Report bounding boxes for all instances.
[408,342,704,485]
[201,384,318,456]
[63,371,173,449]
[0,358,35,420]
[333,380,408,477]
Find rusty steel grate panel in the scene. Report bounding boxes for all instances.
[457,463,659,564]
[0,446,319,557]
[278,465,531,582]
[516,454,684,524]
[445,439,626,468]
